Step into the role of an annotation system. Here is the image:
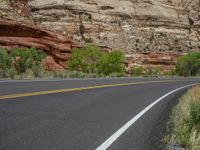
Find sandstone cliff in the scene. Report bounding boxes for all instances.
[0,18,77,70]
[0,0,200,71]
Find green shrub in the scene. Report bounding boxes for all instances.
[0,49,11,70]
[170,68,178,76]
[0,49,17,78]
[176,52,200,76]
[0,48,45,79]
[131,66,143,76]
[11,48,32,73]
[98,51,124,76]
[190,102,200,126]
[67,44,102,74]
[146,67,161,76]
[67,45,125,76]
[11,48,45,76]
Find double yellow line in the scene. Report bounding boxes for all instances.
[0,80,178,100]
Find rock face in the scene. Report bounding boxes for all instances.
[28,0,200,52]
[0,0,200,71]
[0,18,75,70]
[125,52,179,74]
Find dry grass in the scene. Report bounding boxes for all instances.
[167,86,200,150]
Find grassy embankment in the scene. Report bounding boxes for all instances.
[165,86,200,150]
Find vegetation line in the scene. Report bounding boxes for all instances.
[1,45,200,79]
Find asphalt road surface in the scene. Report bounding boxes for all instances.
[0,78,199,150]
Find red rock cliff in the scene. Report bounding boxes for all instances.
[0,18,78,70]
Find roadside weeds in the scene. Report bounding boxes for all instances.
[164,86,200,150]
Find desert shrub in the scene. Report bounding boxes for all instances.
[190,102,200,127]
[0,49,17,78]
[146,67,161,76]
[169,68,178,76]
[176,52,200,76]
[97,51,124,76]
[11,48,33,73]
[0,49,11,78]
[0,48,45,79]
[67,45,124,76]
[11,48,45,76]
[131,66,143,76]
[67,44,102,74]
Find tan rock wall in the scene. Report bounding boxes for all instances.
[29,0,200,53]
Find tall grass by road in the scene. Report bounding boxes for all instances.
[165,86,200,150]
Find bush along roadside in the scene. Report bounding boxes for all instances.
[164,86,200,150]
[0,48,15,78]
[67,44,125,76]
[2,44,192,79]
[176,52,200,76]
[0,45,127,79]
[0,48,46,79]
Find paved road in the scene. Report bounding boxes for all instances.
[0,78,199,150]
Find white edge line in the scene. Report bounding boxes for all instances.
[96,83,199,150]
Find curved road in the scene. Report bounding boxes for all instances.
[0,78,199,150]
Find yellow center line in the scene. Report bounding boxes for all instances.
[0,80,180,100]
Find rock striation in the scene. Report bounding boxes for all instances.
[124,52,180,73]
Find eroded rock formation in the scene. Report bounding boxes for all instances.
[125,52,180,73]
[0,18,76,70]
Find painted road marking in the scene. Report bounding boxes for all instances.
[0,80,183,100]
[96,83,199,150]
